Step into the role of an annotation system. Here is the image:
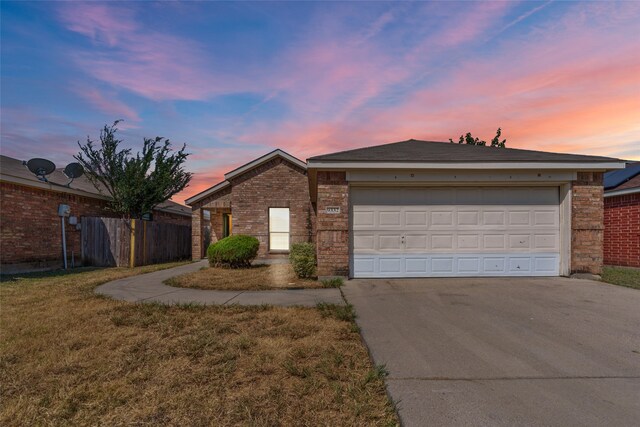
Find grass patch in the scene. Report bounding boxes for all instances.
[165,263,323,290]
[321,277,344,288]
[601,266,640,290]
[0,263,397,425]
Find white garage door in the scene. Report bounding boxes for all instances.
[352,187,560,278]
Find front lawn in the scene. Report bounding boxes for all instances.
[0,264,397,425]
[166,263,323,290]
[601,266,640,290]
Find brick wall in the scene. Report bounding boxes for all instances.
[191,187,232,260]
[231,158,313,257]
[571,172,605,274]
[604,192,640,267]
[0,182,190,269]
[315,171,349,277]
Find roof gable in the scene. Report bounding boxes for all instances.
[224,149,306,180]
[185,149,305,206]
[308,139,621,163]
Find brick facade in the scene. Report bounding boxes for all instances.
[315,171,349,277]
[0,182,190,270]
[571,172,605,274]
[192,186,232,259]
[191,158,314,259]
[604,193,640,267]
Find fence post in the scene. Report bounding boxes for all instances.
[129,219,136,268]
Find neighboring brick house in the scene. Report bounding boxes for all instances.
[186,150,315,259]
[188,141,624,278]
[603,163,640,268]
[0,155,191,273]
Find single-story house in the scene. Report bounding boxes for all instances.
[603,162,640,268]
[188,140,625,278]
[0,155,191,273]
[186,149,314,259]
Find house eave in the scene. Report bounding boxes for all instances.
[306,161,627,171]
[185,180,231,206]
[604,187,640,198]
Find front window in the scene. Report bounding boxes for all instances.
[269,207,289,251]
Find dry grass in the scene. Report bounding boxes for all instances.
[166,263,323,290]
[0,264,398,426]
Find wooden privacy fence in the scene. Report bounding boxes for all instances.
[81,217,191,267]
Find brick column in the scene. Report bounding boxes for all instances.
[192,208,203,260]
[316,171,349,277]
[571,172,604,274]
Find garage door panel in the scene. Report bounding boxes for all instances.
[458,257,480,273]
[353,234,375,251]
[534,210,558,226]
[431,211,453,226]
[483,257,506,273]
[509,211,531,226]
[457,234,480,249]
[483,210,506,226]
[379,234,403,251]
[379,258,402,273]
[405,211,428,227]
[405,258,428,273]
[432,258,454,273]
[457,210,480,226]
[509,234,531,249]
[351,186,560,277]
[353,257,375,276]
[535,257,558,272]
[405,234,428,250]
[509,257,531,273]
[534,234,557,249]
[379,210,402,227]
[353,210,375,228]
[431,235,454,250]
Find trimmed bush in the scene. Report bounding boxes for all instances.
[289,242,316,278]
[207,235,259,268]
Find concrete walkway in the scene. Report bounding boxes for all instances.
[95,260,344,306]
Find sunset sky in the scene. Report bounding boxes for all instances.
[1,1,639,204]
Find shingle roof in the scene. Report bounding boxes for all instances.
[308,139,620,163]
[604,162,640,190]
[0,155,191,217]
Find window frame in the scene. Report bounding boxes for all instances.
[268,207,290,252]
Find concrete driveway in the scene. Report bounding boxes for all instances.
[342,277,640,426]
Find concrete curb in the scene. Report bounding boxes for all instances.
[95,260,344,307]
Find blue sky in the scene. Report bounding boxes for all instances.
[2,1,639,202]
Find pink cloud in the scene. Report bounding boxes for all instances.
[58,3,247,101]
[73,86,140,122]
[228,1,640,163]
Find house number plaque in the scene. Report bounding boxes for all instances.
[325,206,341,214]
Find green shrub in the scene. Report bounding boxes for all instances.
[289,242,316,278]
[207,235,259,268]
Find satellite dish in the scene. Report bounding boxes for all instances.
[23,158,56,182]
[63,162,84,187]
